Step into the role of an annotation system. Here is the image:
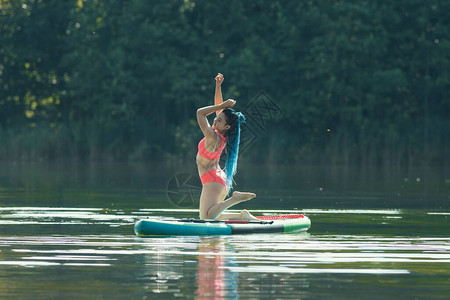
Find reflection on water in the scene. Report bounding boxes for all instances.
[0,207,449,298]
[0,207,136,225]
[0,161,448,298]
[0,161,448,210]
[196,238,238,299]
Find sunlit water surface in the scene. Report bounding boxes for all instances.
[0,162,449,298]
[0,207,449,299]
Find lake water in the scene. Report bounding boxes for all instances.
[0,162,449,299]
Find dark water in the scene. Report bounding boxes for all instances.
[0,162,449,299]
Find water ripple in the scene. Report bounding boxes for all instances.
[0,207,448,299]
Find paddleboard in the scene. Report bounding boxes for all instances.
[134,214,311,236]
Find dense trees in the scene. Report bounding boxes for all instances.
[1,0,449,166]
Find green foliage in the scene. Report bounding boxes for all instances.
[0,0,448,165]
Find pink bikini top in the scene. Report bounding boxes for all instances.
[198,132,226,160]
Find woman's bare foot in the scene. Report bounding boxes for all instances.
[240,209,259,220]
[232,191,256,204]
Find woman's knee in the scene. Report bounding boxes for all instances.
[205,208,219,220]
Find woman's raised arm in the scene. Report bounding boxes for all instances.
[214,73,224,116]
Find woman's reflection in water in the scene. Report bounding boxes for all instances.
[196,237,238,299]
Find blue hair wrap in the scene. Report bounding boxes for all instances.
[224,111,245,192]
[236,112,246,123]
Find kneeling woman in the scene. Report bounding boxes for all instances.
[196,73,257,220]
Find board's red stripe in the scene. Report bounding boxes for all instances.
[256,214,304,220]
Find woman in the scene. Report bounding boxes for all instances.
[196,73,257,220]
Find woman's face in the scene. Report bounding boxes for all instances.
[213,112,230,132]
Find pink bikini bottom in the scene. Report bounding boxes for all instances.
[200,169,226,189]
